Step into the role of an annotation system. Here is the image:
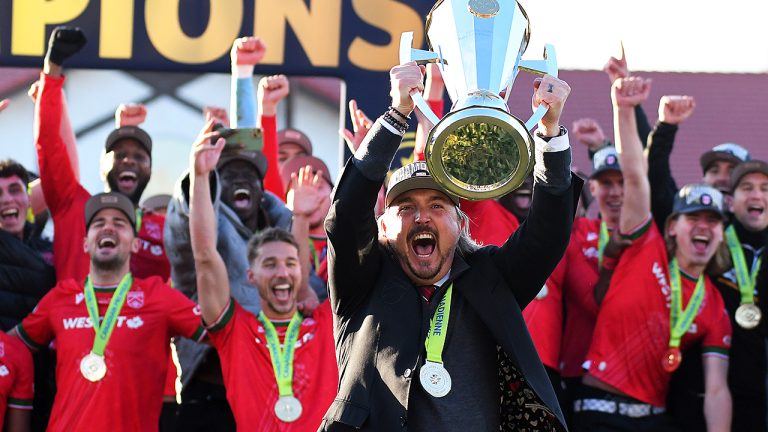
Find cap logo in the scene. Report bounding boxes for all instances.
[701,194,712,205]
[286,131,301,140]
[101,196,119,204]
[606,155,617,165]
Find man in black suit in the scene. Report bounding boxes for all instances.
[320,62,581,431]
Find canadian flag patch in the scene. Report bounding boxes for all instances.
[127,292,145,309]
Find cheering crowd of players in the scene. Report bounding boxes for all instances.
[0,24,766,432]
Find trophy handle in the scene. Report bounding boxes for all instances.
[517,44,558,131]
[399,32,441,127]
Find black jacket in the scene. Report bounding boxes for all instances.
[320,124,581,431]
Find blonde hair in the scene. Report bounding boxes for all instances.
[664,215,731,276]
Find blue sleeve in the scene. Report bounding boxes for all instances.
[231,76,257,128]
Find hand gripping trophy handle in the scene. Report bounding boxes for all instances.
[398,31,558,132]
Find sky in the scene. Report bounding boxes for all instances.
[521,0,768,73]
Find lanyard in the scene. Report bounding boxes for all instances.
[725,225,762,305]
[424,283,453,364]
[597,221,610,268]
[668,259,706,348]
[135,208,143,232]
[258,311,303,397]
[83,273,133,356]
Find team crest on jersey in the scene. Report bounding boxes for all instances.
[144,222,162,240]
[0,365,8,377]
[75,293,85,305]
[127,292,144,309]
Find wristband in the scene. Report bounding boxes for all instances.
[389,106,411,121]
[382,112,408,135]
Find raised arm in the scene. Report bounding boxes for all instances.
[188,120,230,324]
[648,96,695,230]
[256,75,289,197]
[611,77,652,234]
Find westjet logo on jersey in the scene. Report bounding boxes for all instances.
[586,232,598,242]
[582,246,598,259]
[62,316,144,330]
[653,262,672,305]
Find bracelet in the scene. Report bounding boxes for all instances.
[389,106,411,121]
[382,112,408,134]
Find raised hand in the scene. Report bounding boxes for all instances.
[287,165,328,218]
[46,26,87,66]
[424,63,445,101]
[115,103,147,128]
[203,106,229,128]
[603,42,629,84]
[257,75,290,117]
[658,95,696,125]
[341,99,373,152]
[571,118,607,151]
[390,62,425,117]
[611,77,652,109]
[230,36,267,66]
[191,120,226,177]
[0,99,9,113]
[532,75,571,136]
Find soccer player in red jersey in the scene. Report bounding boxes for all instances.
[188,121,337,430]
[0,332,33,431]
[9,192,206,432]
[573,77,732,431]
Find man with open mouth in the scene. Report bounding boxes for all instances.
[33,26,170,283]
[320,62,582,431]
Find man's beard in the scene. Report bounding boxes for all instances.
[91,254,126,272]
[387,239,447,282]
[106,174,150,205]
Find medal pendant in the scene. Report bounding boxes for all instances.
[80,352,107,382]
[661,347,682,373]
[735,303,761,329]
[274,396,302,423]
[419,361,452,397]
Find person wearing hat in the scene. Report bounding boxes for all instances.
[34,26,171,283]
[280,155,334,295]
[9,192,206,431]
[187,127,337,429]
[164,122,294,428]
[574,77,732,432]
[320,62,581,431]
[277,128,313,170]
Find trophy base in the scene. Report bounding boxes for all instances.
[425,105,533,200]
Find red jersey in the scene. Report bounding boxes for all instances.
[584,223,732,406]
[206,300,338,430]
[461,199,520,247]
[522,275,562,370]
[0,333,34,428]
[16,276,205,432]
[311,237,328,283]
[35,73,171,282]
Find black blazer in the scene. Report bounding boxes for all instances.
[320,124,581,431]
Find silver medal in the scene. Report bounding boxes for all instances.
[419,361,452,397]
[735,303,762,329]
[80,352,107,382]
[274,395,302,422]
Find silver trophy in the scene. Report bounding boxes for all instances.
[400,0,557,200]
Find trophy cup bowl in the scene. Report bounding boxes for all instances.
[400,0,558,200]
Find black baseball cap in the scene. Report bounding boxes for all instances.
[699,143,750,174]
[85,192,136,231]
[589,146,622,179]
[385,161,459,207]
[217,149,268,180]
[105,126,153,155]
[671,184,725,219]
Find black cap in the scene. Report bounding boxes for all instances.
[85,192,136,230]
[589,146,622,179]
[731,160,768,192]
[385,161,459,207]
[105,126,153,155]
[699,143,750,174]
[217,149,268,180]
[671,184,725,219]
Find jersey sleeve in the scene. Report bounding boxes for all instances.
[259,115,285,199]
[162,286,206,343]
[203,298,239,349]
[701,298,732,359]
[15,291,57,351]
[6,338,34,410]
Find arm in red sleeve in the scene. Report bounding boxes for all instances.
[259,114,285,200]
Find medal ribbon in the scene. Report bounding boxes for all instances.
[424,283,453,364]
[258,311,303,397]
[308,239,320,271]
[83,273,133,356]
[668,259,706,348]
[597,221,610,268]
[725,225,762,305]
[135,208,143,232]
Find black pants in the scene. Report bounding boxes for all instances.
[571,386,679,432]
[175,380,236,432]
